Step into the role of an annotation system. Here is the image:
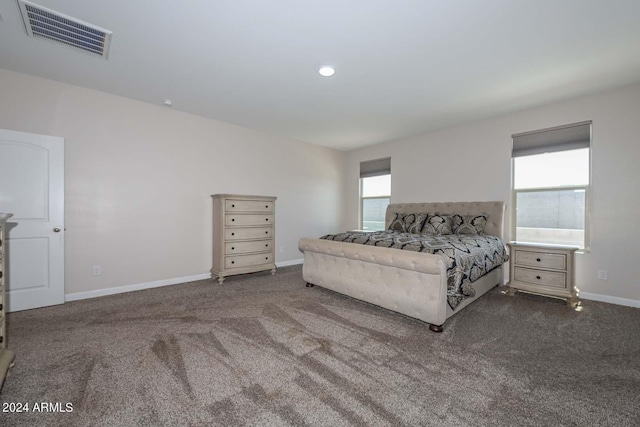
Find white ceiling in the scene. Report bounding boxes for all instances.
[1,0,639,151]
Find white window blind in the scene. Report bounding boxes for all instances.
[360,157,391,178]
[512,121,591,158]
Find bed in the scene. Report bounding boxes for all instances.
[298,201,507,332]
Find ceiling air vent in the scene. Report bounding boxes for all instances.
[18,0,112,59]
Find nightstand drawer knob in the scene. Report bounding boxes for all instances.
[536,275,541,280]
[536,258,541,262]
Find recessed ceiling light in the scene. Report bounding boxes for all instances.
[162,99,173,107]
[318,66,335,77]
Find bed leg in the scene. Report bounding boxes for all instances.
[429,324,444,333]
[305,282,315,288]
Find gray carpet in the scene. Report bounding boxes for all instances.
[1,265,639,426]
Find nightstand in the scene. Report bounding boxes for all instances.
[505,242,580,307]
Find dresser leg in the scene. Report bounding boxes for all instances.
[271,268,276,275]
[217,276,225,284]
[305,282,314,288]
[566,297,580,309]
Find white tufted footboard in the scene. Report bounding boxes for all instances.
[298,237,449,327]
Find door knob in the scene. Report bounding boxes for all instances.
[53,227,61,232]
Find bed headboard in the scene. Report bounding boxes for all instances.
[385,201,506,239]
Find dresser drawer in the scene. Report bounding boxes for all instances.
[514,250,566,270]
[226,253,273,269]
[226,200,274,213]
[514,267,566,289]
[226,214,273,227]
[225,227,273,241]
[225,239,272,255]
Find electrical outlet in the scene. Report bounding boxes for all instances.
[92,265,101,276]
[597,269,608,280]
[279,246,284,253]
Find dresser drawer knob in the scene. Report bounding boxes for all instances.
[0,304,2,311]
[231,218,235,222]
[265,231,268,234]
[265,205,268,208]
[0,336,3,344]
[265,244,268,247]
[232,204,235,208]
[231,232,235,236]
[536,258,541,262]
[231,261,235,264]
[265,218,269,221]
[265,257,268,260]
[536,275,541,280]
[231,247,235,250]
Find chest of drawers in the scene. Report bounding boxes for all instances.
[506,242,579,307]
[211,194,277,284]
[0,213,15,389]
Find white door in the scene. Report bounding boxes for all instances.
[0,129,64,312]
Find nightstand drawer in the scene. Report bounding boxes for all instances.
[514,250,566,270]
[226,200,274,213]
[514,267,566,289]
[225,239,272,254]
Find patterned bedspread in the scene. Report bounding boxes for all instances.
[320,231,509,310]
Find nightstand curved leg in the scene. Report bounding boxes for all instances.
[503,286,516,296]
[305,282,314,288]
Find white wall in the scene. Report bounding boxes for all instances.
[346,83,640,305]
[0,69,346,296]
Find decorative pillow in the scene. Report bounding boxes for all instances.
[387,212,428,233]
[387,213,405,232]
[405,213,428,234]
[421,213,453,235]
[451,214,488,235]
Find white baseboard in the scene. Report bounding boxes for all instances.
[276,258,304,267]
[580,292,640,308]
[65,273,212,302]
[65,262,303,303]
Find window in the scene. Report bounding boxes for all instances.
[360,158,391,231]
[512,122,591,250]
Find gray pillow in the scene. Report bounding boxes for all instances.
[451,214,488,235]
[388,212,428,233]
[421,213,453,235]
